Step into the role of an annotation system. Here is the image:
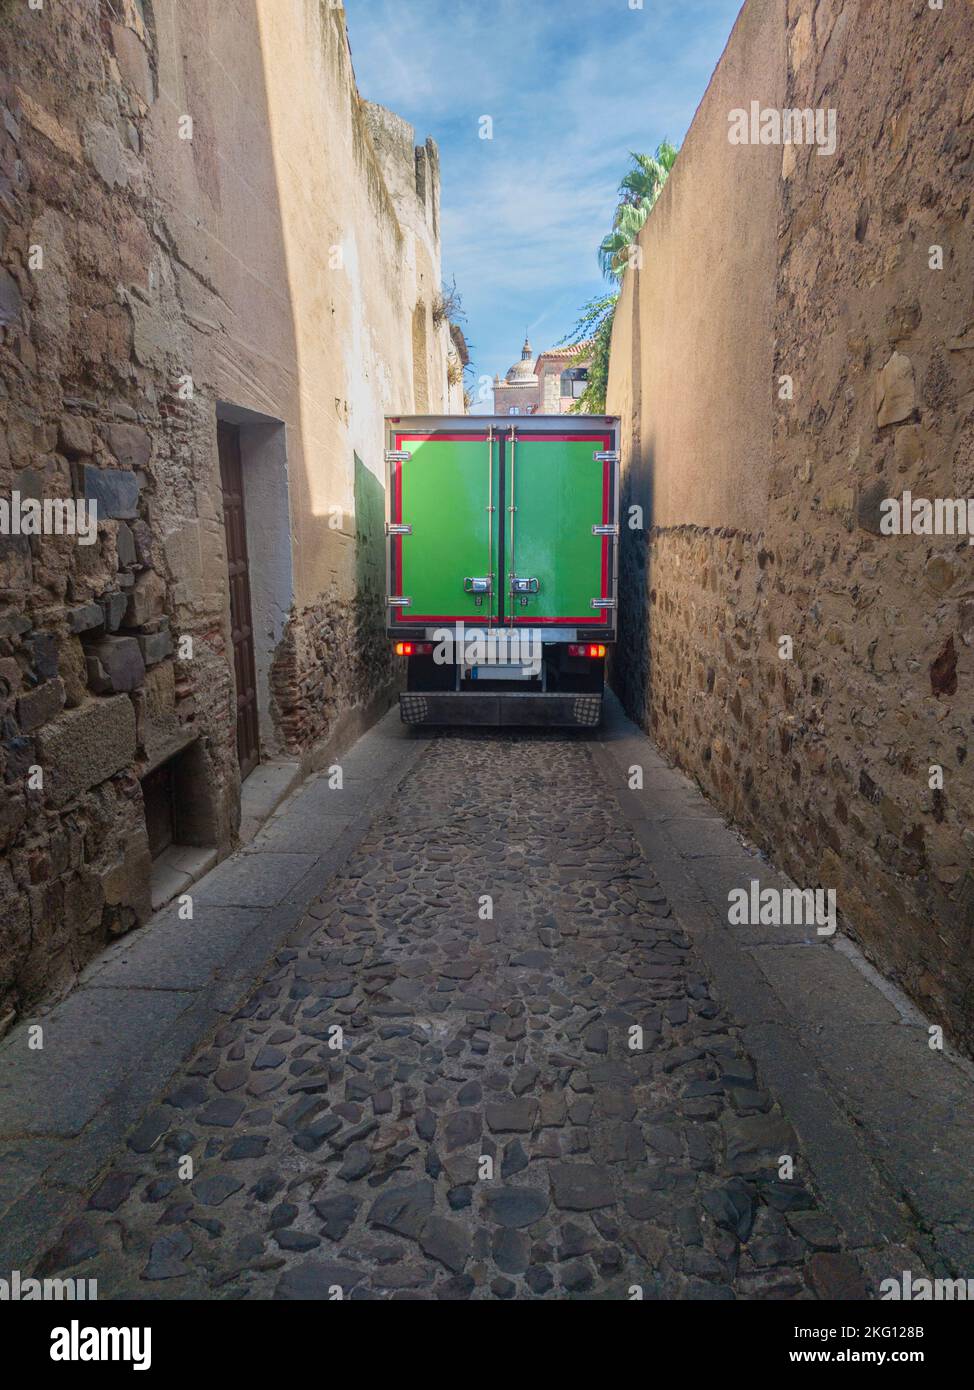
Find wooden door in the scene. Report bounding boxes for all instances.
[218,420,260,780]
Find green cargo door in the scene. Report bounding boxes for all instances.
[390,429,499,624]
[506,428,615,628]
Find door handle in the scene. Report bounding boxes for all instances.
[464,575,491,609]
[510,576,539,608]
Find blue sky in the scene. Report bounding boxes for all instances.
[345,0,743,409]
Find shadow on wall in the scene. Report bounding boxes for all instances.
[354,452,385,597]
[614,436,653,722]
[353,452,394,702]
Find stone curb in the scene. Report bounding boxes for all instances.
[593,691,972,1280]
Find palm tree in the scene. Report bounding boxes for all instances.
[598,142,679,282]
[564,142,678,413]
[618,143,679,209]
[598,202,654,281]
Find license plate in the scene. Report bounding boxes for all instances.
[470,664,533,681]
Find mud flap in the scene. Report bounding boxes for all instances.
[399,692,602,728]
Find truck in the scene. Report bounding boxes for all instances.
[385,414,620,727]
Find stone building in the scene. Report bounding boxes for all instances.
[492,337,592,414]
[0,0,456,1026]
[607,0,974,1053]
[535,343,592,414]
[492,338,541,415]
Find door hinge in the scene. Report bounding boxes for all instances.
[386,523,412,536]
[385,450,411,463]
[388,595,412,607]
[590,598,616,610]
[592,523,619,536]
[593,450,619,463]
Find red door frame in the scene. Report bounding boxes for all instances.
[391,428,614,627]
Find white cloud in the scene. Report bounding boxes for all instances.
[346,0,743,389]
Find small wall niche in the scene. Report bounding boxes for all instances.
[140,739,219,910]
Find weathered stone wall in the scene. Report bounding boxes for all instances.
[0,0,452,1023]
[608,0,974,1052]
[0,0,197,1022]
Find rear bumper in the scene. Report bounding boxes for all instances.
[400,690,603,728]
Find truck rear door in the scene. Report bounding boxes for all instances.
[505,427,617,633]
[387,427,499,626]
[386,421,617,633]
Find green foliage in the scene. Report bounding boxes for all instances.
[617,142,679,210]
[563,142,679,412]
[598,142,679,284]
[559,293,618,416]
[598,203,651,282]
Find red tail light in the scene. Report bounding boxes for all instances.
[568,644,606,659]
[394,642,433,657]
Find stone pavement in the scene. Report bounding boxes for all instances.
[596,698,974,1284]
[0,709,424,1271]
[1,698,970,1299]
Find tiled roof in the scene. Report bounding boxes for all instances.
[534,339,594,369]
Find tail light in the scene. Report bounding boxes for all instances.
[568,644,606,659]
[394,642,433,656]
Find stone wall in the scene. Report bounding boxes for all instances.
[0,0,453,1023]
[608,0,974,1052]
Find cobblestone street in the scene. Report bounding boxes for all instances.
[27,731,863,1301]
[2,0,972,1346]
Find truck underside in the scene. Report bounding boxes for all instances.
[399,639,606,728]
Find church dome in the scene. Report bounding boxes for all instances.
[504,337,536,386]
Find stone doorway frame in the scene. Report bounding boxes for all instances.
[214,403,293,762]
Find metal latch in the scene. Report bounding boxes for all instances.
[511,576,539,609]
[388,596,411,607]
[386,523,412,536]
[592,523,619,536]
[590,598,615,610]
[385,450,411,463]
[593,450,619,463]
[464,576,491,609]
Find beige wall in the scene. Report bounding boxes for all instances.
[143,0,454,755]
[611,0,784,532]
[149,2,450,543]
[608,0,974,1053]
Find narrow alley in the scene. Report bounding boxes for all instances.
[1,0,973,1354]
